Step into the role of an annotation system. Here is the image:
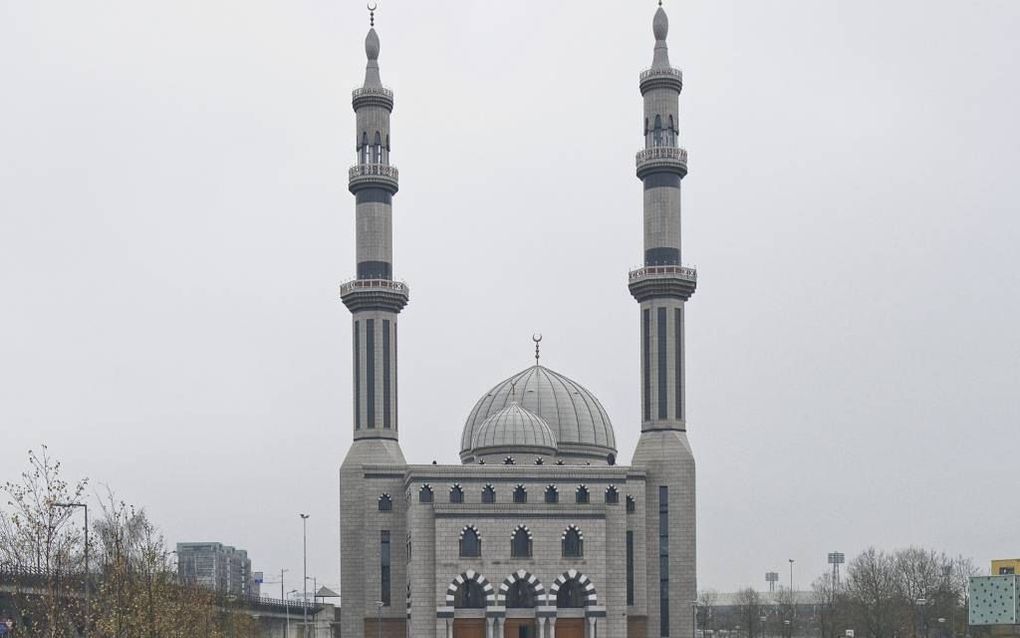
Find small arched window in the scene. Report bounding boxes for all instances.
[504,456,515,465]
[511,525,532,558]
[653,114,663,146]
[459,526,481,557]
[605,486,619,504]
[482,485,496,504]
[562,526,584,558]
[449,485,464,504]
[535,457,544,465]
[545,485,559,504]
[372,131,382,162]
[418,484,433,503]
[513,485,527,504]
[378,494,392,511]
[626,495,636,513]
[360,131,369,163]
[575,485,590,504]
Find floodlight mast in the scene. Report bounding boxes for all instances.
[828,552,846,590]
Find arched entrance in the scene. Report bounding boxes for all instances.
[550,570,599,638]
[499,570,544,638]
[445,571,494,638]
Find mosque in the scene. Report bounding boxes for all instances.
[339,5,697,637]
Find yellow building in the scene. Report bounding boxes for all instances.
[992,558,1020,575]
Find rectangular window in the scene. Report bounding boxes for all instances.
[659,486,670,636]
[380,530,391,605]
[393,323,398,431]
[383,319,391,428]
[675,309,683,420]
[643,309,651,421]
[354,321,360,429]
[658,307,668,419]
[366,319,375,428]
[626,531,635,605]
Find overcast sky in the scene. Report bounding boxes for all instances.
[1,0,1018,595]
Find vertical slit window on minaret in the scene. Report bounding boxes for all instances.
[354,321,360,429]
[383,319,391,429]
[626,530,635,605]
[380,530,391,605]
[659,485,670,636]
[643,309,651,421]
[366,319,375,428]
[658,307,668,419]
[675,309,683,420]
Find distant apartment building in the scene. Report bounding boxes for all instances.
[993,558,1020,575]
[176,542,257,597]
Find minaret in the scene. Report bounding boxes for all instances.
[630,4,697,638]
[339,9,408,638]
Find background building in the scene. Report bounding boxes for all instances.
[994,559,1020,575]
[176,542,256,597]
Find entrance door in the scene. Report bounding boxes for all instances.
[453,618,486,638]
[504,618,536,638]
[556,618,585,638]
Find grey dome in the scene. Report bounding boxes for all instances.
[461,365,617,462]
[470,403,557,455]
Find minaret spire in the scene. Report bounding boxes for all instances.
[629,5,698,638]
[342,12,406,440]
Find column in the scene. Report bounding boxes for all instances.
[446,619,453,638]
[538,617,546,638]
[496,617,504,637]
[548,617,556,638]
[587,616,597,638]
[486,617,494,638]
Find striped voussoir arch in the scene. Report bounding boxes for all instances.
[549,569,598,606]
[498,569,545,605]
[445,570,496,607]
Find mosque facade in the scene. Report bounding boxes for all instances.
[339,6,697,638]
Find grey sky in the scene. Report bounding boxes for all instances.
[1,0,1018,594]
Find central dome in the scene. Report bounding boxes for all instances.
[461,365,617,464]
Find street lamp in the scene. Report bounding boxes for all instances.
[300,514,310,638]
[376,600,385,638]
[788,559,795,593]
[286,589,298,638]
[55,502,88,638]
[691,601,699,638]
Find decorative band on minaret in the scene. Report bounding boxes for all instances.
[342,15,408,440]
[629,4,695,433]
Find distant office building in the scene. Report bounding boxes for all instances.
[994,559,1020,575]
[176,542,255,597]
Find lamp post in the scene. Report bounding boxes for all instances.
[788,559,795,593]
[916,598,928,638]
[376,600,384,638]
[691,601,699,638]
[286,589,298,638]
[55,502,88,638]
[300,514,310,637]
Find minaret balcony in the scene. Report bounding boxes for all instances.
[349,163,399,194]
[639,66,683,94]
[340,278,410,313]
[628,265,697,302]
[636,146,688,179]
[352,86,394,110]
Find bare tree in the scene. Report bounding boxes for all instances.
[700,589,720,634]
[773,586,797,638]
[845,548,901,638]
[736,587,764,638]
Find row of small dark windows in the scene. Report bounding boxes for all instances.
[457,526,583,559]
[455,577,589,610]
[378,490,637,511]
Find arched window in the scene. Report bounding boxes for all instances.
[654,114,663,146]
[626,495,636,513]
[556,459,565,465]
[605,486,619,504]
[418,484,433,503]
[378,494,392,511]
[454,579,486,608]
[513,485,527,504]
[556,577,586,608]
[372,131,382,162]
[544,485,559,504]
[511,525,532,558]
[504,456,515,465]
[575,485,590,504]
[449,485,464,504]
[482,485,496,504]
[535,457,544,465]
[506,579,536,608]
[459,526,481,557]
[360,131,369,163]
[562,526,584,558]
